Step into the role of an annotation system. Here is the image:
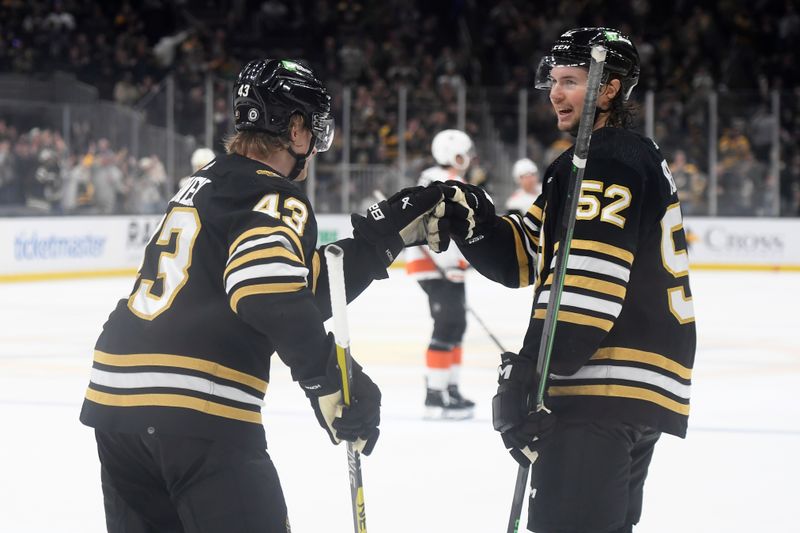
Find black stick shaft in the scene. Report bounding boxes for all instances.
[506,45,608,533]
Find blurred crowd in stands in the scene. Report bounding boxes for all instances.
[0,0,798,215]
[0,120,168,215]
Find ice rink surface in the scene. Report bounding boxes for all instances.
[1,268,799,533]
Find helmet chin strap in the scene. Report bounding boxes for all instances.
[286,137,316,180]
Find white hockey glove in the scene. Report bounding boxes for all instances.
[433,180,496,246]
[299,335,381,455]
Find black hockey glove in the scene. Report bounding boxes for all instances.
[351,185,445,267]
[432,180,496,246]
[492,352,556,466]
[299,334,382,455]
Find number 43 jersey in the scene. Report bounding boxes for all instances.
[464,127,696,437]
[80,153,378,446]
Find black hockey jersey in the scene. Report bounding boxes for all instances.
[462,127,696,437]
[80,153,387,445]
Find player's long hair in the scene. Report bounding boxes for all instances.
[224,114,304,159]
[604,76,639,129]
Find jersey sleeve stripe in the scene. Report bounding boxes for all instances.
[228,234,297,264]
[523,214,541,232]
[229,282,306,312]
[501,216,530,287]
[554,254,631,282]
[550,365,691,399]
[545,273,627,299]
[229,226,304,262]
[511,214,540,248]
[224,247,303,279]
[547,384,690,416]
[592,347,693,380]
[528,203,543,222]
[555,239,634,265]
[533,308,614,331]
[224,263,309,293]
[90,368,265,406]
[537,289,623,317]
[93,350,268,392]
[311,250,321,294]
[85,388,263,424]
[507,214,539,258]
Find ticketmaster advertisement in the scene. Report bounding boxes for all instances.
[0,215,354,281]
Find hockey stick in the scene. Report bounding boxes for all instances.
[370,189,506,353]
[505,45,608,533]
[325,244,368,533]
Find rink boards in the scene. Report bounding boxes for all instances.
[1,215,799,281]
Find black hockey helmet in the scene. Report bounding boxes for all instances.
[233,59,334,152]
[534,28,640,101]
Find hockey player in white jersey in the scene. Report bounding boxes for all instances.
[406,129,476,419]
[504,157,542,215]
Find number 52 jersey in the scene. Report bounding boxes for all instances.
[463,127,696,437]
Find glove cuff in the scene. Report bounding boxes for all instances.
[351,212,404,267]
[498,351,535,386]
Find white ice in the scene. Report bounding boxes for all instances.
[1,269,799,533]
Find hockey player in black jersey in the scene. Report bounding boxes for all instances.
[434,29,696,532]
[79,59,445,533]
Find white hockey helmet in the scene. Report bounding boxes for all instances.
[512,158,539,182]
[191,147,215,171]
[431,129,473,171]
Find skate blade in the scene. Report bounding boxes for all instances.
[423,406,444,420]
[443,407,474,420]
[423,406,475,420]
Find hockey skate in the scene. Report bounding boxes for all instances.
[424,387,474,420]
[447,384,475,409]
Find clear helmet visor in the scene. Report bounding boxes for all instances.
[534,55,591,90]
[312,114,335,152]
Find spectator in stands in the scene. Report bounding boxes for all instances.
[670,149,707,215]
[60,153,93,214]
[90,139,125,214]
[25,147,62,212]
[113,71,140,107]
[0,139,21,205]
[125,155,167,214]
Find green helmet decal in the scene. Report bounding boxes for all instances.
[604,30,620,41]
[280,60,312,75]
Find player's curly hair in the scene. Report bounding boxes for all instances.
[605,79,639,129]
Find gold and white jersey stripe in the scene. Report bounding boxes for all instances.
[548,346,692,416]
[534,239,631,331]
[86,350,268,424]
[224,224,309,312]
